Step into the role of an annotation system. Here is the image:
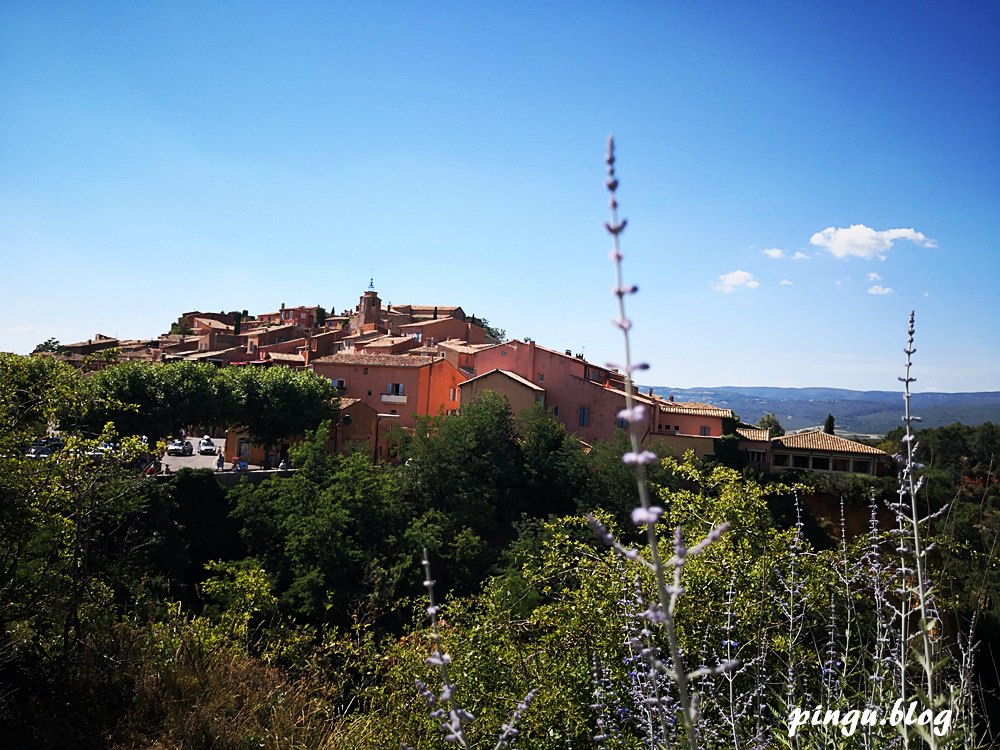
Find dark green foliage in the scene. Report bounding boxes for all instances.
[31,337,66,354]
[231,422,417,626]
[84,360,338,446]
[84,360,222,441]
[757,411,785,436]
[401,393,524,583]
[466,314,506,342]
[824,412,836,433]
[712,433,746,469]
[517,405,591,518]
[216,364,338,448]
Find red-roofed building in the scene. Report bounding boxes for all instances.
[768,430,889,476]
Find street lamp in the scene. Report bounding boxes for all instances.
[373,413,400,463]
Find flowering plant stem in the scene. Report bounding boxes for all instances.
[605,137,701,750]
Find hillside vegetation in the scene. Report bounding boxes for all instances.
[1,352,997,748]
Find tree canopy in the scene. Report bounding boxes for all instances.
[757,411,786,436]
[83,360,338,445]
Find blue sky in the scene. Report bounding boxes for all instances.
[2,1,997,392]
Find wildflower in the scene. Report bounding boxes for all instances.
[631,506,663,525]
[617,404,647,423]
[623,450,657,465]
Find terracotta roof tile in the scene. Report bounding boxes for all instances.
[657,401,734,419]
[773,431,887,456]
[736,427,771,441]
[311,352,434,367]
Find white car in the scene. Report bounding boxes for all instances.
[198,437,217,455]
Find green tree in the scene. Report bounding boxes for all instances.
[218,365,338,449]
[84,360,222,441]
[823,412,836,434]
[517,404,591,518]
[401,392,524,584]
[757,411,786,436]
[314,306,327,327]
[231,423,415,626]
[466,315,506,342]
[31,337,66,354]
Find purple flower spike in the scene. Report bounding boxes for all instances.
[631,505,663,525]
[617,404,647,423]
[623,450,657,465]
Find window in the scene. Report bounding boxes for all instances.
[699,425,711,436]
[363,367,368,375]
[616,416,628,429]
[812,456,829,470]
[832,458,850,472]
[537,372,544,382]
[793,455,810,469]
[852,459,870,474]
[674,425,680,432]
[387,382,405,395]
[501,350,507,357]
[449,387,455,401]
[390,409,397,415]
[773,453,789,467]
[333,378,346,390]
[367,390,372,396]
[552,406,559,416]
[579,407,590,427]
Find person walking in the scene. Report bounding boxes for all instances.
[216,453,224,471]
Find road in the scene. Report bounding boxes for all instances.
[159,450,227,472]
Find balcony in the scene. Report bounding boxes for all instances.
[381,394,408,404]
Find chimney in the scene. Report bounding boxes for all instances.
[565,349,572,356]
[668,394,674,402]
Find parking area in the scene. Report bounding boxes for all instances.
[158,451,222,471]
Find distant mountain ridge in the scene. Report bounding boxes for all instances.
[647,386,1000,436]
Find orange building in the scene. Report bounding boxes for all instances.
[310,352,465,428]
[471,340,645,442]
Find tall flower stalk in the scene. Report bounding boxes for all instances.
[594,137,731,750]
[891,311,952,748]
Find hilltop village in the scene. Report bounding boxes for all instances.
[44,286,888,475]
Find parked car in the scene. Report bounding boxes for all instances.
[85,442,116,460]
[198,437,217,455]
[25,445,53,460]
[166,439,193,456]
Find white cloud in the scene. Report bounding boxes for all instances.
[763,248,785,259]
[779,279,793,286]
[790,251,809,260]
[868,284,894,295]
[713,270,760,293]
[867,272,882,281]
[809,224,937,260]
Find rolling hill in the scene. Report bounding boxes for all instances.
[646,386,1000,436]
